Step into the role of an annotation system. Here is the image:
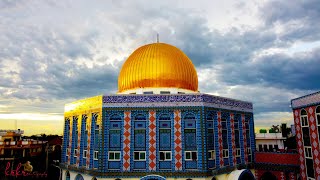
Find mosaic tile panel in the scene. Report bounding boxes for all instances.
[241,114,248,164]
[307,106,320,179]
[230,113,237,166]
[292,91,320,109]
[174,110,182,171]
[294,109,307,179]
[123,111,131,171]
[217,111,224,167]
[149,110,156,171]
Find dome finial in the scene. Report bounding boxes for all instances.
[157,33,159,43]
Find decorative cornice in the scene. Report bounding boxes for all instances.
[103,93,253,112]
[291,91,320,109]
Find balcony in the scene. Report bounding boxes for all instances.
[255,133,286,140]
[255,152,299,165]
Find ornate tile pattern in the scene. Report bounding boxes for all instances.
[86,114,92,168]
[123,111,131,171]
[294,109,306,179]
[103,94,253,112]
[230,113,237,166]
[174,110,182,171]
[292,91,320,109]
[241,114,248,164]
[149,110,156,171]
[255,170,259,179]
[290,172,296,180]
[307,106,320,179]
[217,111,224,167]
[67,118,72,165]
[280,171,284,180]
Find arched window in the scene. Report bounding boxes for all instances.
[65,171,70,180]
[184,113,196,120]
[184,113,197,166]
[317,106,320,143]
[234,114,241,162]
[301,109,308,127]
[134,113,147,165]
[75,174,84,180]
[207,112,215,169]
[221,113,229,164]
[245,114,252,163]
[159,114,172,165]
[109,114,121,165]
[110,114,121,121]
[135,114,146,121]
[301,109,315,178]
[65,118,71,162]
[159,114,170,121]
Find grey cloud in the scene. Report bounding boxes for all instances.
[261,0,320,41]
[217,48,320,90]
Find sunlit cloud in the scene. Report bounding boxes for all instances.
[0,113,63,121]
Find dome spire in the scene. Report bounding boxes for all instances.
[157,33,159,43]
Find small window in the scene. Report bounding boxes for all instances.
[305,147,312,158]
[274,145,279,150]
[178,92,185,94]
[208,150,215,160]
[258,145,263,152]
[247,148,251,155]
[316,106,320,125]
[74,149,78,157]
[223,149,229,158]
[185,151,197,161]
[236,148,241,157]
[94,151,98,160]
[143,91,153,94]
[83,150,87,159]
[301,109,308,127]
[160,91,170,94]
[134,151,146,161]
[268,144,273,152]
[108,151,121,161]
[159,151,171,161]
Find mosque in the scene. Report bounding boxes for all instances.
[60,42,255,180]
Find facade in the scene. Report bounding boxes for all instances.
[255,132,286,152]
[0,129,48,178]
[254,129,299,180]
[291,91,320,180]
[0,129,47,159]
[60,43,255,180]
[255,152,299,180]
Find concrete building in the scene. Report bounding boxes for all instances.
[291,91,320,180]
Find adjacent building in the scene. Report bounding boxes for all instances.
[254,127,299,180]
[60,42,256,180]
[291,91,320,180]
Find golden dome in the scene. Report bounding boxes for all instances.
[118,43,198,93]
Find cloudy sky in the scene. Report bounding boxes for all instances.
[0,0,319,135]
